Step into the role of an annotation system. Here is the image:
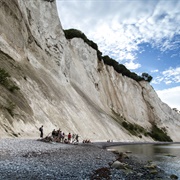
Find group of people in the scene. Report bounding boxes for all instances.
[82,139,91,143]
[52,129,79,143]
[51,129,80,144]
[39,125,80,144]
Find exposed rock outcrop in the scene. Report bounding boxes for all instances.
[0,0,179,141]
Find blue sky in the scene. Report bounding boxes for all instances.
[56,0,180,110]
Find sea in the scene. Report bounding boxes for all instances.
[107,143,180,177]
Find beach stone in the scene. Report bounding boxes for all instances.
[126,151,132,154]
[111,161,128,169]
[170,174,178,179]
[122,168,133,175]
[150,169,158,174]
[165,154,176,157]
[144,163,157,169]
[0,139,173,179]
[112,150,120,154]
[120,152,129,159]
[137,172,143,177]
[116,152,129,162]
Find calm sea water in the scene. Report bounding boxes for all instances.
[107,143,180,177]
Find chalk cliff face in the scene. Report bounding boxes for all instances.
[0,0,180,141]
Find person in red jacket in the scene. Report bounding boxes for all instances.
[68,133,72,143]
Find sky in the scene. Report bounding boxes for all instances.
[56,0,180,110]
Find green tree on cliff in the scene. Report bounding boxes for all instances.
[142,73,153,82]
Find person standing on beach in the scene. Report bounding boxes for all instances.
[39,125,43,138]
[62,132,65,142]
[75,134,79,142]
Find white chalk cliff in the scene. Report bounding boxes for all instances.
[0,0,180,141]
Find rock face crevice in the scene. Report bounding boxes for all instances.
[0,0,180,141]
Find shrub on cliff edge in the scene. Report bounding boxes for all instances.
[63,29,102,60]
[0,68,10,86]
[63,29,152,83]
[149,125,172,142]
[0,68,20,92]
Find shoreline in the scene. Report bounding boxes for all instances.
[0,139,178,179]
[91,140,180,148]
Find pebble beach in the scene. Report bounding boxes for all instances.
[0,139,175,180]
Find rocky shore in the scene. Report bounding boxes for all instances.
[0,139,176,179]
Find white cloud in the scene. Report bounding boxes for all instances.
[152,76,164,85]
[171,54,178,58]
[152,67,180,85]
[156,86,180,110]
[163,67,180,84]
[124,60,141,70]
[151,69,159,73]
[163,67,180,77]
[57,0,180,70]
[165,80,172,85]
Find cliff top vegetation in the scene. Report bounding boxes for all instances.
[63,28,153,83]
